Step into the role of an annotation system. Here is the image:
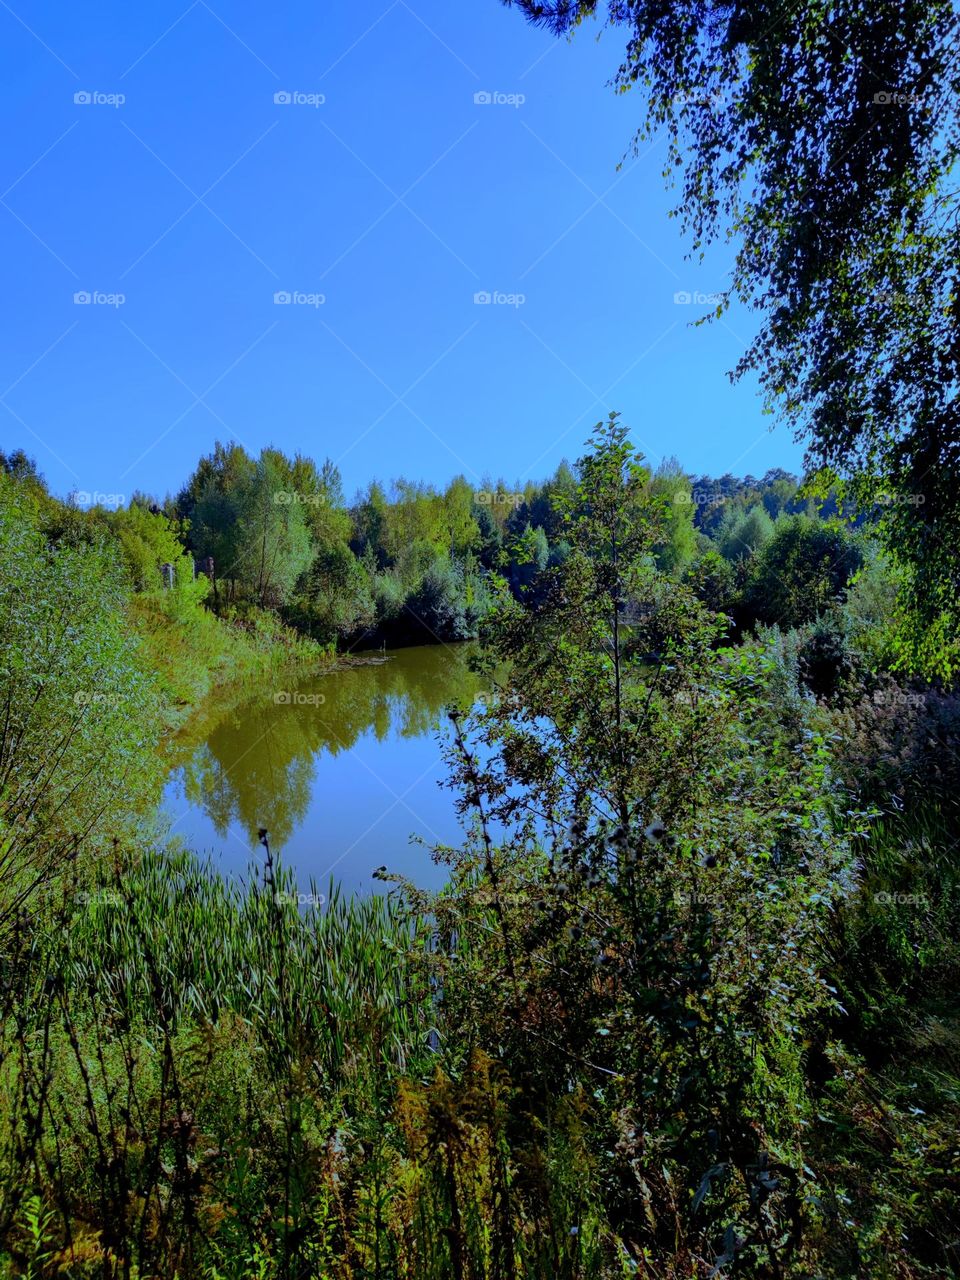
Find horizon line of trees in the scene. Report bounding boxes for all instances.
[1,442,881,653]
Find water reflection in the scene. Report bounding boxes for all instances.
[163,644,488,891]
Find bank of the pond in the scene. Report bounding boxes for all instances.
[162,642,489,895]
[132,592,337,735]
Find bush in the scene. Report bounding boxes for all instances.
[827,677,960,811]
[796,609,860,701]
[684,547,736,614]
[744,515,864,629]
[406,558,471,641]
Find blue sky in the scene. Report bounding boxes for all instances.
[0,0,805,505]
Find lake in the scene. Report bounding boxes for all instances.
[162,643,489,896]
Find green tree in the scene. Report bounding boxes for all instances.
[745,515,865,629]
[716,502,775,563]
[503,0,960,674]
[443,476,482,557]
[108,502,197,592]
[407,559,471,641]
[649,456,698,576]
[350,482,390,569]
[0,473,162,933]
[473,501,503,571]
[288,540,374,644]
[436,417,853,1271]
[235,455,313,607]
[684,547,736,614]
[506,522,548,598]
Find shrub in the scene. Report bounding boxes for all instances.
[744,515,864,629]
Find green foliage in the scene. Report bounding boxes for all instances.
[649,456,698,576]
[406,558,471,641]
[683,547,736,615]
[715,502,775,564]
[187,447,313,607]
[507,521,549,598]
[744,516,864,630]
[430,417,863,1275]
[2,424,959,1278]
[0,473,162,933]
[107,501,195,591]
[286,538,375,644]
[504,0,960,672]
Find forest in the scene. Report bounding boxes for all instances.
[1,412,958,1277]
[3,0,960,1274]
[3,437,884,658]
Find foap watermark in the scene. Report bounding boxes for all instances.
[674,889,722,907]
[274,90,325,107]
[74,690,122,709]
[870,688,926,709]
[873,90,925,107]
[669,90,724,109]
[474,90,525,108]
[274,490,325,507]
[74,290,125,308]
[873,891,928,906]
[674,289,724,306]
[73,490,125,507]
[74,90,125,108]
[273,690,326,706]
[476,489,524,509]
[274,290,325,307]
[274,890,326,907]
[468,888,532,907]
[876,492,926,506]
[676,490,727,506]
[474,290,525,308]
[476,689,524,714]
[76,889,124,906]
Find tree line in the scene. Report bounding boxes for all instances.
[3,442,887,663]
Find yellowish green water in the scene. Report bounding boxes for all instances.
[162,643,488,894]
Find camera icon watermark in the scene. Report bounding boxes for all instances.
[74,90,125,108]
[474,90,525,108]
[274,290,325,307]
[474,290,526,308]
[74,290,125,308]
[274,90,325,107]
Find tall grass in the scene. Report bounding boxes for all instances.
[0,844,611,1279]
[131,591,332,728]
[0,844,426,1277]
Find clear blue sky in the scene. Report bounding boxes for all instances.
[0,0,805,505]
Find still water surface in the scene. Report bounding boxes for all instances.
[162,644,488,895]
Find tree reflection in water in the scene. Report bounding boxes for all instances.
[166,644,488,866]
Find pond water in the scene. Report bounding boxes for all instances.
[162,644,489,896]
